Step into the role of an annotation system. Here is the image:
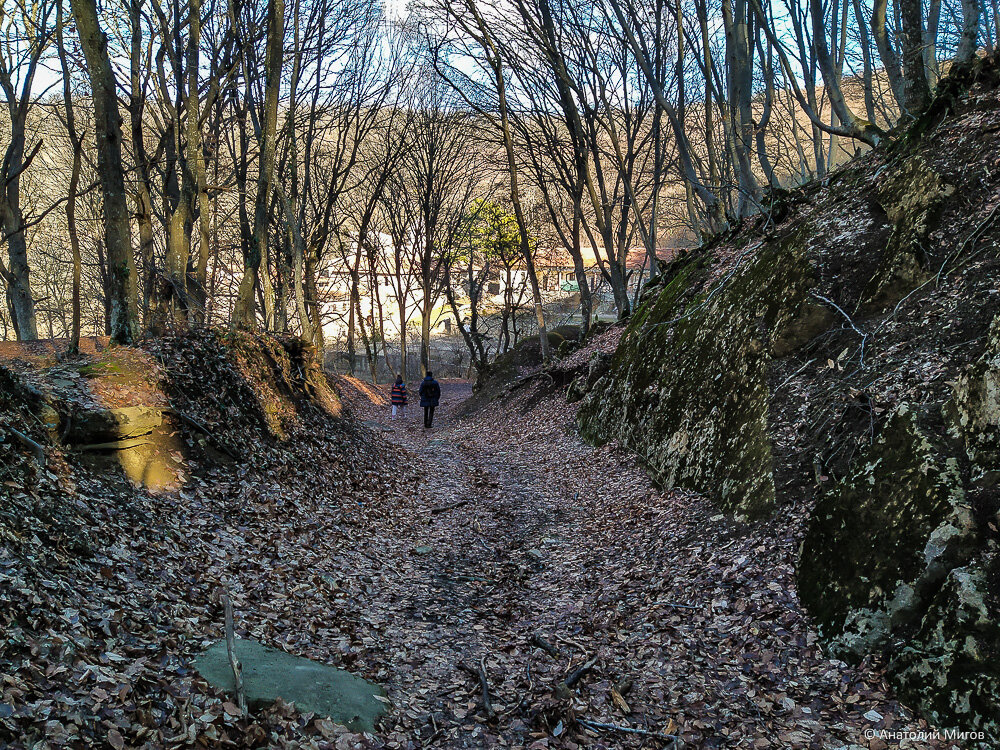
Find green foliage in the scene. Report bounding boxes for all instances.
[457,199,533,266]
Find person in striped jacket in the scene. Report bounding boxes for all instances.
[390,375,408,420]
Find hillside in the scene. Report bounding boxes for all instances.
[0,331,401,747]
[573,57,1000,737]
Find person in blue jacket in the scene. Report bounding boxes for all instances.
[418,371,441,428]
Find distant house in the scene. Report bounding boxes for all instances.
[537,247,678,295]
[317,239,680,344]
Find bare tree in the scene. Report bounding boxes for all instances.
[71,0,140,343]
[0,0,57,339]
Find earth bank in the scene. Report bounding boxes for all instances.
[575,57,1000,737]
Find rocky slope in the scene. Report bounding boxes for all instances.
[574,57,1000,738]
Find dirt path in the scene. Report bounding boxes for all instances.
[0,365,946,749]
[331,380,942,749]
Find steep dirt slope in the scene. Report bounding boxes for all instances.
[0,331,398,748]
[575,57,1000,738]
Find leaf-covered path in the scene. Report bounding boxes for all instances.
[0,359,950,749]
[332,380,944,749]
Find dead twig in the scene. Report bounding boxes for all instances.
[564,657,598,688]
[531,633,560,657]
[810,292,869,366]
[937,200,1000,283]
[578,718,679,746]
[221,594,246,716]
[774,358,817,391]
[78,437,152,452]
[651,600,700,610]
[553,633,588,654]
[166,406,239,459]
[459,658,495,720]
[10,428,45,467]
[430,499,470,514]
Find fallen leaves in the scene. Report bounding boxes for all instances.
[0,329,965,748]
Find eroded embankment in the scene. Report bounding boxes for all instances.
[0,330,401,748]
[575,58,1000,737]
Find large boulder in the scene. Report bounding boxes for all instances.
[798,318,1000,732]
[194,639,388,733]
[578,225,821,519]
[798,405,974,657]
[65,406,164,444]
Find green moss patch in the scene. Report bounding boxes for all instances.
[798,406,968,643]
[578,225,820,518]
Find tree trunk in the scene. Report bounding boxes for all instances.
[899,0,931,113]
[957,0,981,63]
[71,0,140,344]
[0,125,38,341]
[465,0,549,361]
[234,0,284,329]
[420,280,432,376]
[871,0,907,111]
[57,2,83,353]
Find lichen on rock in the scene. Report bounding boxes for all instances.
[890,555,1000,736]
[947,313,1000,485]
[578,225,820,519]
[861,155,952,311]
[798,405,974,658]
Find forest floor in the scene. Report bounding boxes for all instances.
[0,341,958,749]
[327,378,950,750]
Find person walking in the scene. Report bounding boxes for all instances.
[390,375,407,420]
[418,371,441,428]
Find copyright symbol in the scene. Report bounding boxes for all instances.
[864,729,875,739]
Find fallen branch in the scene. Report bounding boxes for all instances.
[78,437,152,452]
[553,633,588,654]
[166,406,239,459]
[651,600,700,610]
[774,358,817,391]
[565,657,598,688]
[10,428,45,467]
[430,499,470,514]
[809,292,869,366]
[531,633,560,657]
[578,718,679,745]
[510,369,557,392]
[937,200,1000,283]
[459,658,495,719]
[222,594,246,716]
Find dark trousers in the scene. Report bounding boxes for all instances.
[423,405,435,428]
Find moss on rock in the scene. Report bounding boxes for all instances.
[798,406,972,654]
[948,313,1000,486]
[578,224,819,518]
[862,155,951,311]
[890,555,1000,737]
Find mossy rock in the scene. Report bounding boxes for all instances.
[861,155,951,311]
[890,555,1000,737]
[65,406,164,444]
[577,224,819,518]
[798,405,973,655]
[194,639,387,732]
[947,313,1000,486]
